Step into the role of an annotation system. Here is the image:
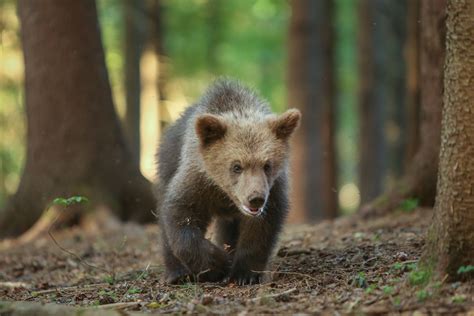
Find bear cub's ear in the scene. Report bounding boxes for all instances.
[196,114,227,146]
[269,109,301,140]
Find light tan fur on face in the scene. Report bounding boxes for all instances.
[195,109,301,216]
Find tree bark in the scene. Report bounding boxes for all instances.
[288,0,337,222]
[359,0,445,217]
[0,0,155,238]
[421,0,474,280]
[124,0,146,163]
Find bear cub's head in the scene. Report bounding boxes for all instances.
[195,109,301,217]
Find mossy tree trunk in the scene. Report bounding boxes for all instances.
[288,0,337,222]
[0,0,155,238]
[421,0,474,280]
[359,0,446,217]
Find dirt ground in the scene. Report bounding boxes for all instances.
[0,208,473,315]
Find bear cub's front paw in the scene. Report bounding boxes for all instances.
[228,268,263,285]
[196,241,231,282]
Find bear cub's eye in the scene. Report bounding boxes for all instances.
[264,162,272,173]
[232,163,243,174]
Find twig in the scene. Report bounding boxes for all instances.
[253,269,318,282]
[31,283,108,295]
[249,287,297,302]
[120,262,151,301]
[48,211,110,274]
[95,301,142,309]
[0,282,31,289]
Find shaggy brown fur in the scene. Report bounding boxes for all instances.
[155,79,300,284]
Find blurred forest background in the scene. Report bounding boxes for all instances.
[0,0,424,223]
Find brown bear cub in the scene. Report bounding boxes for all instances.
[155,79,300,285]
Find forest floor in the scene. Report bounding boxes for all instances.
[0,208,473,315]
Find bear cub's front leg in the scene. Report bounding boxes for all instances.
[163,219,231,283]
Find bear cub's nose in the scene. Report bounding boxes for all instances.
[248,196,265,209]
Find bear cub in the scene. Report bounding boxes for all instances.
[155,79,301,285]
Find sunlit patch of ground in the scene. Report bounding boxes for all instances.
[0,209,473,314]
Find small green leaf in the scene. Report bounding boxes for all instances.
[452,295,466,303]
[457,265,474,274]
[52,196,89,207]
[127,288,141,294]
[147,302,161,309]
[52,198,68,206]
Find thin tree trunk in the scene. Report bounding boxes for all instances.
[124,0,145,163]
[385,0,408,182]
[358,0,407,204]
[0,0,155,238]
[404,0,421,165]
[360,0,445,217]
[288,0,337,222]
[357,0,379,204]
[421,0,474,280]
[149,0,167,131]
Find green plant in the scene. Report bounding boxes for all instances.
[98,289,117,301]
[391,261,417,274]
[407,263,417,271]
[392,296,401,306]
[392,262,404,271]
[383,285,394,295]
[127,287,141,294]
[365,284,376,294]
[409,269,430,286]
[399,198,419,212]
[52,196,89,206]
[103,275,115,285]
[416,289,430,301]
[353,272,367,288]
[457,265,474,275]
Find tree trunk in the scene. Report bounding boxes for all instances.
[404,0,421,165]
[421,0,474,280]
[124,0,145,163]
[358,0,407,204]
[288,0,337,222]
[0,0,155,238]
[149,0,168,131]
[359,0,445,217]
